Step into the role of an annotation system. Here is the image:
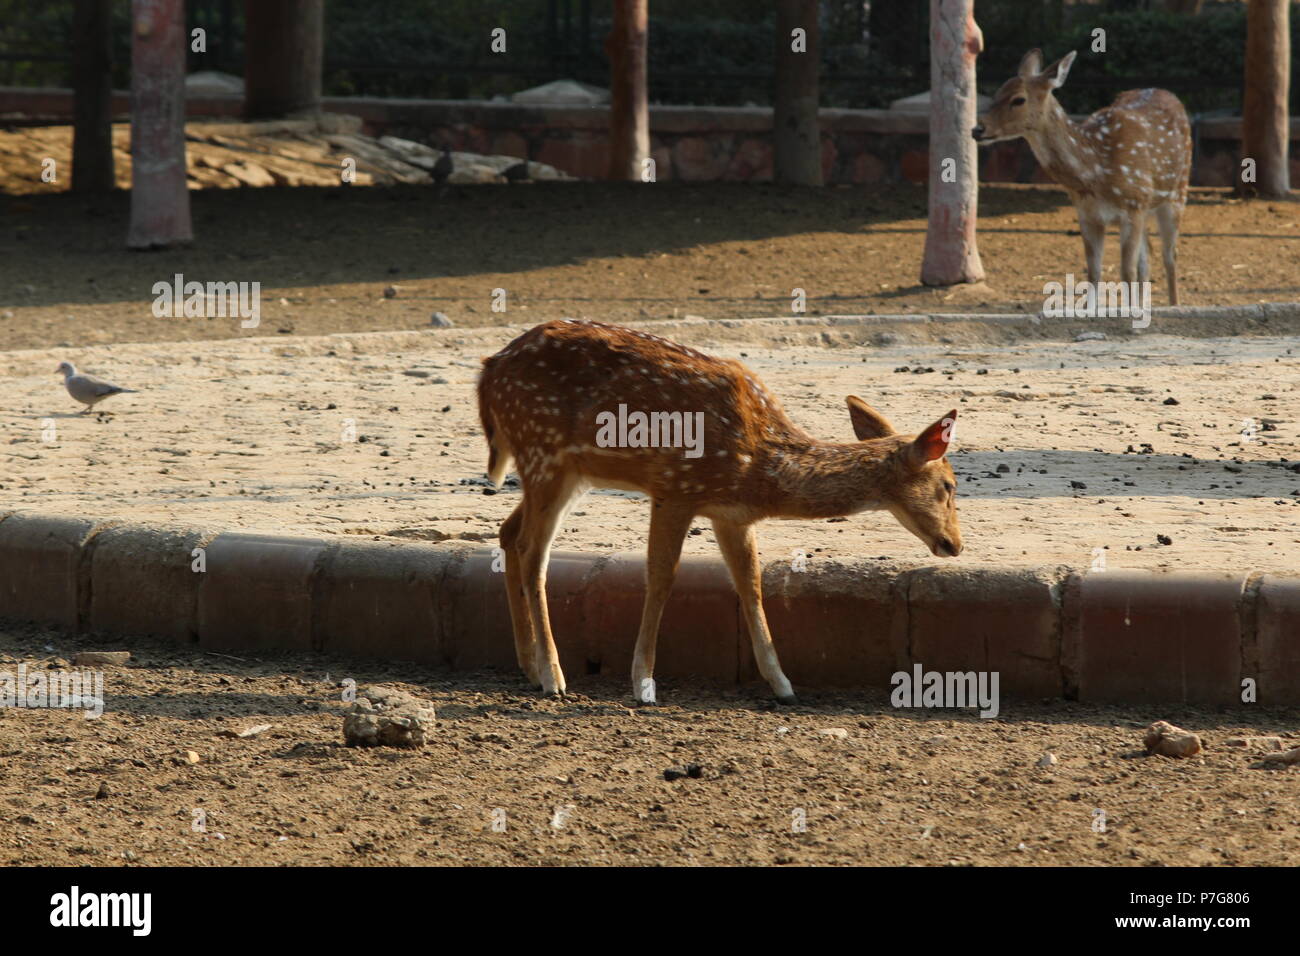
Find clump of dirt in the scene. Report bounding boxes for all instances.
[343,684,437,748]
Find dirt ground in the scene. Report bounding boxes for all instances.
[3,137,1300,869]
[1,624,1296,867]
[1,325,1296,572]
[2,175,1300,353]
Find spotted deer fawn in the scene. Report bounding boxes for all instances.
[477,319,963,704]
[973,49,1192,304]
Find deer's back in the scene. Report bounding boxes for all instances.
[1083,88,1191,208]
[478,319,804,501]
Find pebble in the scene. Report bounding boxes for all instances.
[74,651,131,666]
[1261,747,1300,767]
[1224,736,1284,750]
[1143,721,1202,758]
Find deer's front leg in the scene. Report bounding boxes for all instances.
[1119,211,1148,285]
[631,499,694,704]
[712,518,796,704]
[1077,209,1106,287]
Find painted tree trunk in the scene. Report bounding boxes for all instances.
[1240,0,1291,197]
[73,0,115,193]
[126,0,191,249]
[921,0,985,286]
[607,0,650,181]
[773,0,822,186]
[245,0,324,118]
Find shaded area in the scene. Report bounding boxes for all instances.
[1,182,1299,354]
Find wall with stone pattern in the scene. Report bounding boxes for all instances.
[3,86,1296,187]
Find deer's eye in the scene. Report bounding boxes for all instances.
[1010,96,1027,107]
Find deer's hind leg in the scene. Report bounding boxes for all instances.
[1155,202,1182,305]
[499,504,539,686]
[516,471,582,696]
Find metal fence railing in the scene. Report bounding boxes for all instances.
[0,0,1279,114]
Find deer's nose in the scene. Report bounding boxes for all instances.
[935,536,962,557]
[971,125,985,141]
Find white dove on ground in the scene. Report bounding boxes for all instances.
[56,361,137,413]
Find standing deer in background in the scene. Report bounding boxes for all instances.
[972,49,1192,304]
[477,319,963,704]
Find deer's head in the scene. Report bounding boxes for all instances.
[846,397,963,558]
[972,48,1077,145]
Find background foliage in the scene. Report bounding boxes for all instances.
[0,1,1291,113]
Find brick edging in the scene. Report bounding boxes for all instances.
[0,511,1296,705]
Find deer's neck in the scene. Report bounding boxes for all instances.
[759,437,896,519]
[1024,100,1104,194]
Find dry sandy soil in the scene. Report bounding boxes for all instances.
[2,624,1297,867]
[2,175,1300,353]
[1,323,1296,572]
[3,144,1299,868]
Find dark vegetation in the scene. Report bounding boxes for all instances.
[0,0,1291,112]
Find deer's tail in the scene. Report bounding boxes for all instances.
[477,368,513,488]
[485,420,513,488]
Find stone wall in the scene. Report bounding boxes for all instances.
[3,86,1297,187]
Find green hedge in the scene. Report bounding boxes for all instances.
[981,3,1299,115]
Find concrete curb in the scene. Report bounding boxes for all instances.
[2,304,1299,380]
[0,511,1295,706]
[671,302,1300,329]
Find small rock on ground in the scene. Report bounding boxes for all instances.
[343,685,437,748]
[1144,720,1203,758]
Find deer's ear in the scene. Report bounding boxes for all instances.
[846,395,896,440]
[906,410,958,468]
[1018,48,1044,79]
[1043,50,1077,89]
